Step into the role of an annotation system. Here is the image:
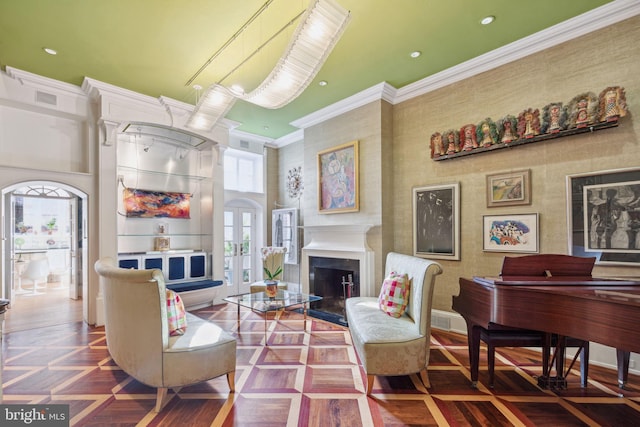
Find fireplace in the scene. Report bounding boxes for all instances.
[301,224,376,323]
[309,256,360,321]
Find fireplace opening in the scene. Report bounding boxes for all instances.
[309,256,360,324]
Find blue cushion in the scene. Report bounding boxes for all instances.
[166,280,223,293]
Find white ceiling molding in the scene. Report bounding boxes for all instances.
[273,129,304,148]
[5,66,85,96]
[395,0,640,104]
[274,0,640,147]
[289,82,396,131]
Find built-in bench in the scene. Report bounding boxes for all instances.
[167,280,223,310]
[118,251,222,309]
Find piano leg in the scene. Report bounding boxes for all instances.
[617,349,630,389]
[537,335,568,389]
[467,324,481,388]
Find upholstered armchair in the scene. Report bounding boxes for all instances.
[250,246,289,293]
[94,257,237,412]
[346,252,443,394]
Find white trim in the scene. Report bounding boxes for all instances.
[5,66,85,96]
[274,0,640,147]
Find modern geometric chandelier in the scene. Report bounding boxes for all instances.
[186,0,350,132]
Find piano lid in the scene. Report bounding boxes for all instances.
[473,276,640,286]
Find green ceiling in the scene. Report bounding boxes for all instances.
[0,0,614,140]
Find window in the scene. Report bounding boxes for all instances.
[224,148,263,193]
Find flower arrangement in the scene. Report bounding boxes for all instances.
[261,247,286,281]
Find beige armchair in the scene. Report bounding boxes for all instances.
[94,257,236,412]
[346,252,443,394]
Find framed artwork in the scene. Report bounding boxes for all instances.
[123,188,190,219]
[154,237,170,251]
[272,208,299,264]
[413,183,460,260]
[483,213,539,253]
[317,140,359,214]
[486,169,531,207]
[567,167,640,265]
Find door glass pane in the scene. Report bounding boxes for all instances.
[242,211,253,283]
[223,210,234,287]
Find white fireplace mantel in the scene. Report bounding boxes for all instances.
[301,224,374,252]
[301,224,376,296]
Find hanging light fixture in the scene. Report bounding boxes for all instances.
[240,0,351,109]
[186,0,350,131]
[186,83,237,131]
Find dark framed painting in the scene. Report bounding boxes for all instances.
[413,183,460,260]
[123,188,191,219]
[567,167,640,265]
[486,169,531,207]
[482,213,539,253]
[317,140,359,214]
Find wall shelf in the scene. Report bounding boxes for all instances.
[433,120,619,161]
[117,165,212,181]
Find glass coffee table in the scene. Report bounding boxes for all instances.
[224,290,322,343]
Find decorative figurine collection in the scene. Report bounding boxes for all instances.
[430,86,627,159]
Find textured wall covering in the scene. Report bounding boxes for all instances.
[393,15,640,312]
[278,16,640,311]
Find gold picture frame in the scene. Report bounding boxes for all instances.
[154,237,170,251]
[317,140,359,214]
[486,169,531,207]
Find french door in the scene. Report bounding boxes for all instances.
[223,207,256,295]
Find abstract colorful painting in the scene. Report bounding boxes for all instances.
[317,140,359,213]
[123,188,190,218]
[482,213,538,253]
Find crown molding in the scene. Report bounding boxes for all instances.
[5,66,85,96]
[395,0,640,103]
[272,0,640,147]
[290,82,396,131]
[274,129,304,148]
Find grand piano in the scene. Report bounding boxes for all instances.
[453,254,640,389]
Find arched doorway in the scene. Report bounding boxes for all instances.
[2,181,88,332]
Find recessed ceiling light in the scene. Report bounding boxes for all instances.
[263,125,269,130]
[43,47,57,55]
[318,80,328,86]
[193,84,202,91]
[481,15,495,25]
[410,51,421,58]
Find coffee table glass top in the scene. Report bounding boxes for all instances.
[224,290,322,313]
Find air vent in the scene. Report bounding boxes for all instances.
[36,91,57,106]
[431,313,451,330]
[240,140,250,148]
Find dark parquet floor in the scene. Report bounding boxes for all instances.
[2,303,640,426]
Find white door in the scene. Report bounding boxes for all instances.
[67,197,79,299]
[223,208,256,295]
[7,191,78,299]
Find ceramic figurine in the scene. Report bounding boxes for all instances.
[459,124,478,151]
[541,102,568,134]
[598,86,627,122]
[517,108,540,139]
[443,129,459,155]
[568,92,598,128]
[430,132,445,158]
[497,115,518,144]
[476,118,499,147]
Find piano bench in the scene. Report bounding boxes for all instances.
[480,328,589,388]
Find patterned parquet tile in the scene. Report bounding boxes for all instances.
[3,303,640,426]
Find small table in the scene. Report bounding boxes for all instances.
[224,290,322,343]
